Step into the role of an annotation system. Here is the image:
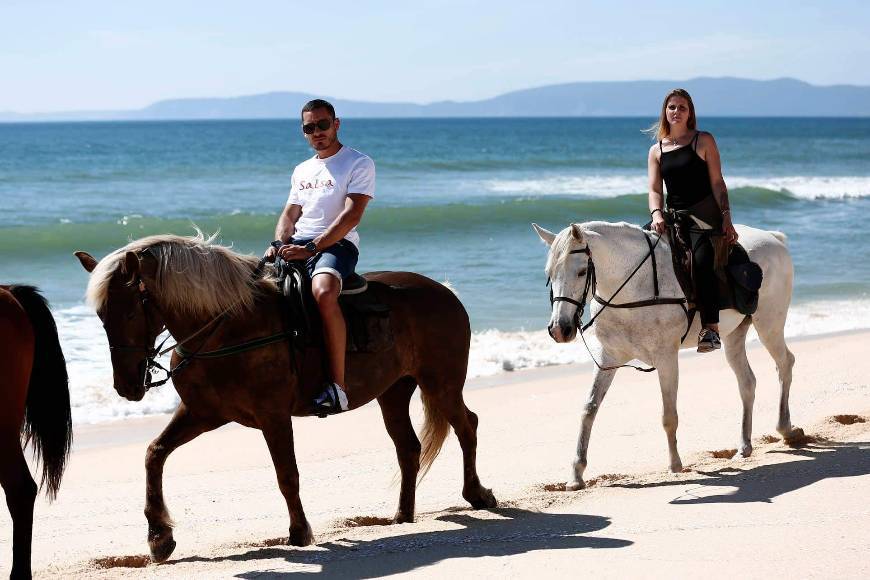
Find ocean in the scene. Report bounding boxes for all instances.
[2,117,869,424]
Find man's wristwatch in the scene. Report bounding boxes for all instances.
[304,241,318,253]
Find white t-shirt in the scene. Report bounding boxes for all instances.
[287,146,375,249]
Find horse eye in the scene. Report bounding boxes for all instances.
[577,269,587,277]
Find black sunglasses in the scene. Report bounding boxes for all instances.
[302,119,333,134]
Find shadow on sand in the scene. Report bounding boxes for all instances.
[169,507,631,578]
[612,440,870,504]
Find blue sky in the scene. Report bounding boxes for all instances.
[2,0,868,112]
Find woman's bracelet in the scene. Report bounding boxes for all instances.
[650,208,663,217]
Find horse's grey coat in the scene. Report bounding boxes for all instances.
[534,221,802,489]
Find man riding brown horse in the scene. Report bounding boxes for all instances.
[264,99,375,416]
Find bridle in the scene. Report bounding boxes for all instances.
[548,231,691,373]
[105,254,293,392]
[106,278,228,391]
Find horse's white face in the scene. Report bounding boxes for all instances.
[533,223,590,343]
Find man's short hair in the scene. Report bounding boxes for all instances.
[301,99,336,120]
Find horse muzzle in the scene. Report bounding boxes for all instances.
[112,360,148,401]
[548,321,577,343]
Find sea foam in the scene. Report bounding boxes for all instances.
[57,295,870,425]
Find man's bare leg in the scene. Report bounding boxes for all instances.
[311,273,349,411]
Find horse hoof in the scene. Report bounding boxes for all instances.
[149,535,176,563]
[669,462,683,474]
[393,511,415,524]
[565,480,585,491]
[288,524,314,547]
[739,444,753,458]
[783,427,807,446]
[466,487,498,509]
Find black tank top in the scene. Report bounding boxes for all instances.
[660,131,713,210]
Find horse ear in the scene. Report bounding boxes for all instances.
[570,223,584,241]
[532,223,556,246]
[75,251,98,273]
[123,251,140,284]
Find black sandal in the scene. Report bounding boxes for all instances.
[697,328,722,353]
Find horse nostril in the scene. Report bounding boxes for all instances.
[547,325,556,339]
[560,324,574,338]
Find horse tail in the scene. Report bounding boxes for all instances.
[10,285,73,501]
[417,390,450,483]
[769,231,788,244]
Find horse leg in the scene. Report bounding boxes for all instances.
[657,356,683,472]
[418,375,496,509]
[0,435,37,580]
[754,319,802,442]
[724,316,756,457]
[260,418,314,546]
[568,365,619,490]
[144,403,227,562]
[376,377,421,523]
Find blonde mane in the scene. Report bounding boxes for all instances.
[86,230,272,317]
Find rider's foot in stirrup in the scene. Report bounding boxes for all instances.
[312,382,349,417]
[697,328,722,353]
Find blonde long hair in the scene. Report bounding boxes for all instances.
[644,88,697,141]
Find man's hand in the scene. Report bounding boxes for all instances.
[278,244,316,261]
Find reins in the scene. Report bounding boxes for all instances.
[549,230,691,373]
[109,254,296,392]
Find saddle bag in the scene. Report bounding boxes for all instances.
[727,260,763,316]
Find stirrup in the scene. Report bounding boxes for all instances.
[312,383,348,418]
[697,328,722,353]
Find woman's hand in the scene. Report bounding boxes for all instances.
[723,214,739,245]
[651,211,667,235]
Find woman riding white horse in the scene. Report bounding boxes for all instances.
[533,220,804,490]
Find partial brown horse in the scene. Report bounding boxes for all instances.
[0,286,72,580]
[75,232,496,563]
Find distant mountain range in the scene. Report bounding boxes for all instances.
[3,77,869,122]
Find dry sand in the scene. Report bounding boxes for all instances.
[2,331,869,578]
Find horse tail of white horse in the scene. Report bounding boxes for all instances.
[769,231,788,245]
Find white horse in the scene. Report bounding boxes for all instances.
[532,221,804,490]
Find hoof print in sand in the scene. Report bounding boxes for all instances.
[709,449,738,459]
[542,482,569,492]
[831,414,867,425]
[341,515,394,528]
[92,555,151,569]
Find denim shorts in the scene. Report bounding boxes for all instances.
[291,238,359,283]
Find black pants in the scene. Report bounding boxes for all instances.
[690,229,719,325]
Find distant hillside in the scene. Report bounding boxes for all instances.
[3,77,869,121]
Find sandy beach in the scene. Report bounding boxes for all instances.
[3,330,869,579]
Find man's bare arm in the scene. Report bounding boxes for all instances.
[274,204,302,242]
[312,194,371,249]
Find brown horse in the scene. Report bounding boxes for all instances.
[74,232,496,563]
[0,286,72,580]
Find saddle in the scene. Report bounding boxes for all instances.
[273,259,393,353]
[662,212,763,316]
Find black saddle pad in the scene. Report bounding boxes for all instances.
[274,260,393,353]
